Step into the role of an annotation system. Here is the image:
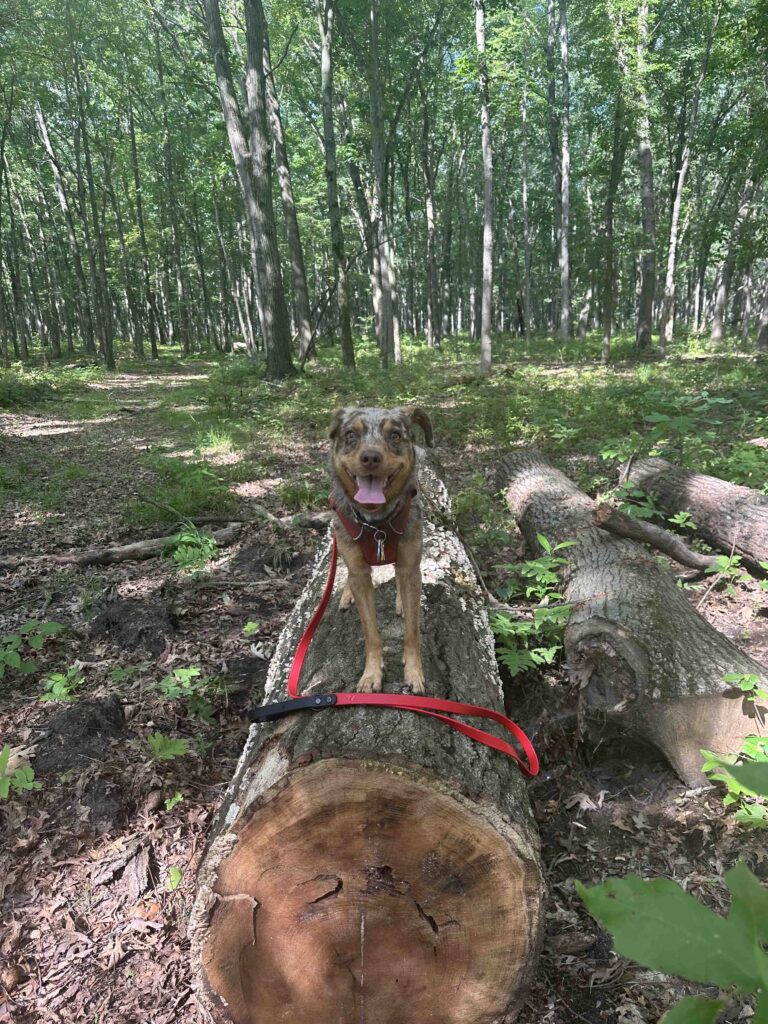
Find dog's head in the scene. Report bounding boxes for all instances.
[329,406,433,511]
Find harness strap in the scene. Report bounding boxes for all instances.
[330,490,415,566]
[285,533,539,777]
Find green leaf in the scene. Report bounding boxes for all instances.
[536,533,552,553]
[576,874,765,991]
[39,621,65,636]
[0,744,10,776]
[168,866,183,891]
[726,862,768,943]
[755,988,768,1024]
[660,996,727,1023]
[27,634,44,650]
[4,650,21,669]
[719,761,768,798]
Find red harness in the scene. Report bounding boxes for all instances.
[277,533,539,777]
[330,490,415,565]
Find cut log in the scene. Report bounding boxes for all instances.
[622,456,768,568]
[190,456,543,1024]
[501,450,767,786]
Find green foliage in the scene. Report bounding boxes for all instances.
[167,866,183,891]
[147,733,189,761]
[492,536,574,678]
[0,744,42,800]
[0,620,65,680]
[164,791,183,811]
[614,483,660,520]
[704,554,752,596]
[578,860,768,1020]
[668,510,697,530]
[164,525,219,572]
[703,729,768,827]
[40,666,84,702]
[278,478,327,511]
[126,453,236,526]
[242,621,261,638]
[155,666,225,723]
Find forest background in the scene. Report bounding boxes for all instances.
[1,0,768,1022]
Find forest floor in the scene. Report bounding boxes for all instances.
[1,335,768,1024]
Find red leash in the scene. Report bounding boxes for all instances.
[281,534,539,777]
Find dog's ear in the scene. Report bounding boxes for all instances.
[328,408,347,440]
[400,406,434,448]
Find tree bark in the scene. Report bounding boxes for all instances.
[622,456,768,568]
[544,0,562,329]
[634,0,657,352]
[318,0,355,368]
[557,0,571,344]
[501,450,767,786]
[264,40,313,363]
[757,280,768,352]
[369,0,396,367]
[521,82,532,348]
[710,172,756,345]
[475,0,493,373]
[190,456,543,1024]
[601,89,626,362]
[35,104,96,357]
[203,0,295,379]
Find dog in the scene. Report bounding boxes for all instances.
[329,406,434,694]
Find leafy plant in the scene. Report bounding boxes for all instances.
[164,791,183,811]
[164,525,218,572]
[167,866,183,891]
[614,482,661,520]
[243,621,261,638]
[703,731,768,827]
[156,666,223,723]
[40,666,84,702]
[579,767,768,1021]
[668,510,696,530]
[0,620,65,680]
[0,743,42,799]
[147,733,189,761]
[492,535,574,678]
[704,554,752,596]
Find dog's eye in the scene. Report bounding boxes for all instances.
[389,430,401,443]
[344,430,358,444]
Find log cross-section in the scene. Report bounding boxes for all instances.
[501,450,767,786]
[190,455,543,1024]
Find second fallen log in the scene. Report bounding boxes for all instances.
[501,449,767,786]
[622,456,768,567]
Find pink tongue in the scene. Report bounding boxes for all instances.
[354,475,386,505]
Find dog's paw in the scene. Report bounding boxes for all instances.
[339,584,355,609]
[403,660,426,695]
[357,668,383,693]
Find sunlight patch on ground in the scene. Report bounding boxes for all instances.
[0,415,93,438]
[172,448,244,466]
[116,576,166,599]
[231,478,283,499]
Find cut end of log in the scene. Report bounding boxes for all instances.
[200,761,539,1024]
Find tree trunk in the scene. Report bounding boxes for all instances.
[710,172,756,345]
[623,456,768,568]
[634,0,656,352]
[264,40,313,363]
[35,104,96,357]
[501,450,768,786]
[757,280,768,352]
[521,82,532,348]
[475,0,493,373]
[369,0,396,367]
[128,95,159,359]
[601,89,626,363]
[557,0,571,344]
[419,84,442,350]
[318,0,355,368]
[544,0,562,329]
[190,456,543,1023]
[204,0,295,379]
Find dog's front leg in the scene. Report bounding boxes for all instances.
[396,538,425,694]
[337,533,383,692]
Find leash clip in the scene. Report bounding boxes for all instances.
[249,693,337,722]
[374,529,387,563]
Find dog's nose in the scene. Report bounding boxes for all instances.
[360,448,383,469]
